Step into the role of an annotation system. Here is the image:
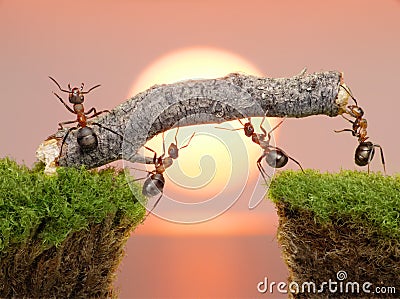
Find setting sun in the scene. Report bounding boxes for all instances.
[126,47,280,222]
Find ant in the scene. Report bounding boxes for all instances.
[131,128,195,215]
[216,114,304,182]
[334,85,367,142]
[335,85,386,173]
[49,76,124,160]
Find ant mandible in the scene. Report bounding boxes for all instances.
[132,128,195,215]
[217,114,304,183]
[49,76,124,160]
[335,85,386,174]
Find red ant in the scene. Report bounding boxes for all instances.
[49,76,124,160]
[335,85,367,142]
[131,128,195,214]
[335,85,386,173]
[217,114,304,182]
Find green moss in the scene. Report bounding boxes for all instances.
[0,157,146,253]
[268,170,400,239]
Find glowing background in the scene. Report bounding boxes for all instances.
[1,1,399,298]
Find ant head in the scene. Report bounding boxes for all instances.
[243,122,255,137]
[69,87,85,104]
[168,143,179,159]
[347,105,364,118]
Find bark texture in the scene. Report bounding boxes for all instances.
[50,71,344,169]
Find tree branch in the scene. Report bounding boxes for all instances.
[37,70,348,172]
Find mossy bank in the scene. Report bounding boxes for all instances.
[269,170,400,299]
[0,158,146,298]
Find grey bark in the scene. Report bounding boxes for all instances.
[52,71,343,169]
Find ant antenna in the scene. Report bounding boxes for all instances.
[82,84,101,94]
[49,76,70,93]
[340,84,358,106]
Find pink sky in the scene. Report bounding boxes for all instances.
[1,1,399,298]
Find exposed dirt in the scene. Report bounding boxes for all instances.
[276,201,400,299]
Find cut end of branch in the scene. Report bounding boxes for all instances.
[36,138,59,175]
[336,83,350,114]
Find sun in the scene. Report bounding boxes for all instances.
[129,47,263,96]
[126,47,279,222]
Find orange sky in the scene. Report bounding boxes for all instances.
[1,0,399,298]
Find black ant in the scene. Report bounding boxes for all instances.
[216,115,304,182]
[335,85,386,173]
[131,128,195,214]
[49,76,124,160]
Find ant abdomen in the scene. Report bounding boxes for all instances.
[143,174,165,197]
[355,141,375,167]
[77,127,98,152]
[265,149,289,168]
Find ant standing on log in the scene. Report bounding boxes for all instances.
[335,85,386,174]
[130,128,195,215]
[217,113,304,183]
[49,76,124,161]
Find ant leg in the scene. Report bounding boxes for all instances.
[53,92,76,114]
[144,146,158,164]
[374,144,386,175]
[49,76,70,93]
[288,156,305,173]
[266,117,286,141]
[341,114,355,124]
[160,132,166,159]
[128,170,151,181]
[141,192,163,220]
[334,128,355,134]
[86,109,110,118]
[57,126,77,162]
[214,127,243,132]
[366,146,376,175]
[259,110,272,136]
[150,193,163,213]
[129,175,150,182]
[256,154,270,183]
[215,117,249,131]
[58,119,78,130]
[259,115,267,136]
[174,127,179,145]
[179,132,196,150]
[91,122,124,139]
[268,145,305,173]
[91,123,154,164]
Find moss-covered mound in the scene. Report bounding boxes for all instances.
[0,158,146,298]
[269,170,400,298]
